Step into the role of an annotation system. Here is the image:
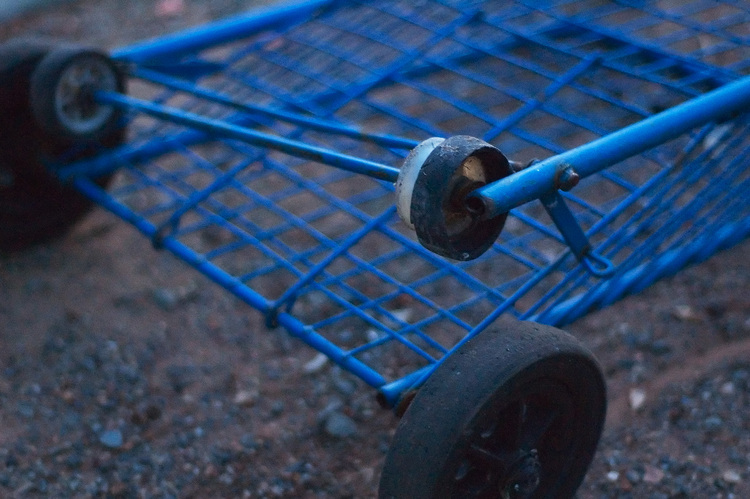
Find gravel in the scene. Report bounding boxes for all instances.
[1,1,749,497]
[582,360,750,498]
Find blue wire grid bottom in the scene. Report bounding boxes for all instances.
[70,0,750,394]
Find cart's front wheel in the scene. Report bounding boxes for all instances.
[30,45,124,142]
[379,321,606,499]
[0,39,123,252]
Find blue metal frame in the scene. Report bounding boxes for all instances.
[53,0,750,408]
[95,90,401,182]
[111,0,337,64]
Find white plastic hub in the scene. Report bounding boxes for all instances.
[395,137,445,229]
[54,55,118,136]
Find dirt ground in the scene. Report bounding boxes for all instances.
[1,1,749,497]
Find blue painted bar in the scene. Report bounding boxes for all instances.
[112,0,335,63]
[133,68,420,150]
[472,75,750,217]
[96,90,401,182]
[541,191,591,259]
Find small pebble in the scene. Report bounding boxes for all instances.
[239,434,257,450]
[152,288,179,310]
[65,453,83,469]
[391,309,412,322]
[303,353,328,374]
[629,388,647,411]
[17,403,35,418]
[109,481,128,496]
[606,470,619,482]
[625,468,642,484]
[99,429,123,449]
[643,464,665,484]
[211,446,234,466]
[720,382,735,396]
[704,416,723,432]
[233,389,259,407]
[650,339,671,356]
[672,304,699,322]
[270,401,284,417]
[60,390,76,403]
[723,470,741,483]
[333,377,357,396]
[151,283,198,311]
[323,412,358,439]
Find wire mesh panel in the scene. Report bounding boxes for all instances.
[68,0,750,390]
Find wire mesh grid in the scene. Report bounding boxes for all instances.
[72,0,750,385]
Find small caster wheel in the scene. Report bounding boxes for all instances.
[30,45,124,143]
[379,320,606,499]
[0,39,123,252]
[396,136,512,261]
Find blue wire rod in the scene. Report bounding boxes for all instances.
[132,67,420,150]
[112,0,336,63]
[96,90,402,182]
[472,74,750,217]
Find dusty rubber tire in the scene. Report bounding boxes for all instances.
[379,320,606,499]
[0,37,55,122]
[30,45,124,143]
[0,39,121,252]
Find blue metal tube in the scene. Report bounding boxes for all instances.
[96,90,401,182]
[133,68,419,150]
[377,365,432,408]
[471,75,750,217]
[112,0,336,63]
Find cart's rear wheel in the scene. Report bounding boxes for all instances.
[379,321,606,499]
[0,39,122,252]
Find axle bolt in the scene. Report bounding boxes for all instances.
[557,166,580,191]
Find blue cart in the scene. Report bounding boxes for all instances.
[2,0,749,496]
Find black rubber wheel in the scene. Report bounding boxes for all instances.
[379,320,606,499]
[30,45,124,143]
[409,135,512,261]
[0,39,122,252]
[0,37,54,120]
